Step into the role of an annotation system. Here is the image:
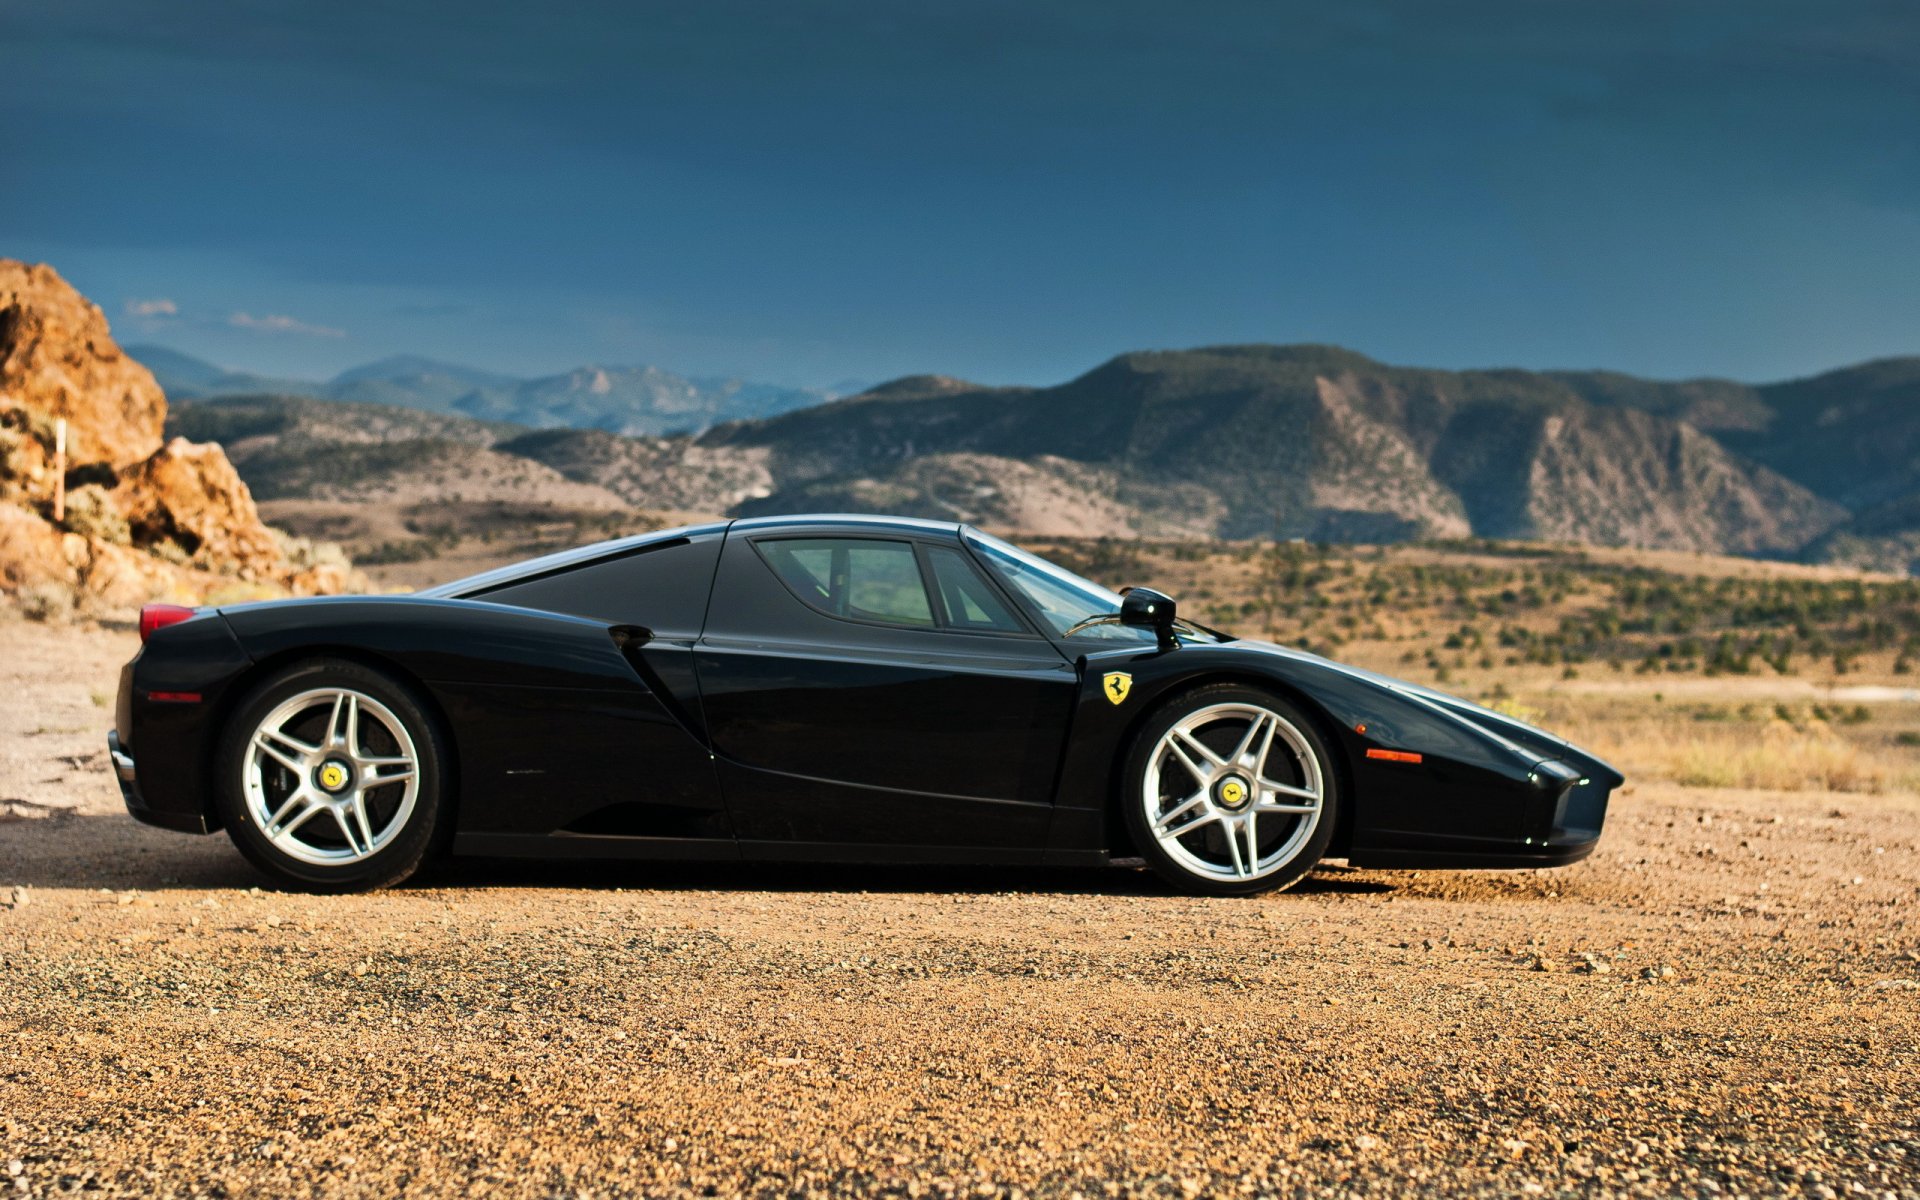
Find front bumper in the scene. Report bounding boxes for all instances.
[108,730,211,835]
[1348,839,1598,871]
[1347,755,1618,871]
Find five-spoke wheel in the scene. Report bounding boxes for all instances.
[215,659,447,892]
[1123,684,1337,895]
[245,687,420,865]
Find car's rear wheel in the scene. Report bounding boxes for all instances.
[213,658,448,892]
[1122,684,1338,896]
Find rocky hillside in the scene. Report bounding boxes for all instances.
[167,395,775,516]
[142,340,1920,569]
[0,261,357,610]
[704,345,1852,554]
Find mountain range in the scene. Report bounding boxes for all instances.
[160,344,1920,572]
[129,346,858,437]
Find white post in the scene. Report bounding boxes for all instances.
[53,417,67,525]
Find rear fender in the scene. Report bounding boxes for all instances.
[121,610,254,831]
[217,596,643,690]
[218,596,723,839]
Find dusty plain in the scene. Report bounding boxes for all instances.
[4,552,1920,1198]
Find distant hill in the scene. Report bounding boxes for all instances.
[1735,358,1920,509]
[325,355,523,416]
[165,395,771,515]
[704,345,1857,554]
[454,364,831,435]
[124,344,315,399]
[135,347,846,436]
[156,343,1920,570]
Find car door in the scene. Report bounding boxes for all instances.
[693,527,1078,858]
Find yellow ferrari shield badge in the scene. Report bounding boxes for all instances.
[318,763,348,791]
[1102,672,1133,705]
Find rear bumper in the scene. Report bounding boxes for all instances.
[108,730,211,835]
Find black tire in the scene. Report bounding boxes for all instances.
[213,657,451,893]
[1120,682,1340,897]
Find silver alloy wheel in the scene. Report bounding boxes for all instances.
[241,687,420,868]
[1141,701,1324,883]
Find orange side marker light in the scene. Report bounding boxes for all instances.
[1365,748,1423,764]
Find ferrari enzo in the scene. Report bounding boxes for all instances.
[109,515,1621,895]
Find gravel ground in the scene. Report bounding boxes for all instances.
[1,616,1917,1199]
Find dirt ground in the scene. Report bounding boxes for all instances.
[2,614,1917,1199]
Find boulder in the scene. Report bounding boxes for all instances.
[113,437,285,578]
[0,260,165,471]
[0,504,76,591]
[0,258,364,608]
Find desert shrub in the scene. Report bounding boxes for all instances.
[204,581,287,606]
[269,528,352,572]
[59,484,131,545]
[1484,696,1545,725]
[16,582,75,624]
[357,539,435,565]
[1670,729,1887,793]
[0,400,60,451]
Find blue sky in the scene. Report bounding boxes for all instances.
[2,1,1916,388]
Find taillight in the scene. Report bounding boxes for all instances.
[139,604,197,643]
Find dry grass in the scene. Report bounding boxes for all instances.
[1539,699,1918,794]
[1666,725,1889,791]
[1663,724,1894,792]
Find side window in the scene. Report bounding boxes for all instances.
[758,538,935,628]
[474,535,721,637]
[926,546,1026,633]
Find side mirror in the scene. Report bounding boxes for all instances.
[1120,586,1179,651]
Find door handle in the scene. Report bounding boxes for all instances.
[608,624,654,651]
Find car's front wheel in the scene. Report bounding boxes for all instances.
[1121,684,1339,896]
[213,658,449,892]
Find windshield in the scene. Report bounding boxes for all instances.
[964,530,1157,644]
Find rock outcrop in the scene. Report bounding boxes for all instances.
[0,259,359,608]
[0,262,165,473]
[112,437,287,574]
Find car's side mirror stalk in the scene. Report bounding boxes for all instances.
[1120,587,1180,651]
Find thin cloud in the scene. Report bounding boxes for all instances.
[229,311,345,338]
[125,298,178,317]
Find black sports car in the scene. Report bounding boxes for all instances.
[109,515,1621,895]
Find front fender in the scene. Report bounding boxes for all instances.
[1047,640,1621,863]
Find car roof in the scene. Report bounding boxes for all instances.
[728,513,963,537]
[419,513,966,599]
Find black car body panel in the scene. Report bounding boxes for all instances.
[1047,640,1617,868]
[696,521,1076,856]
[113,516,1622,874]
